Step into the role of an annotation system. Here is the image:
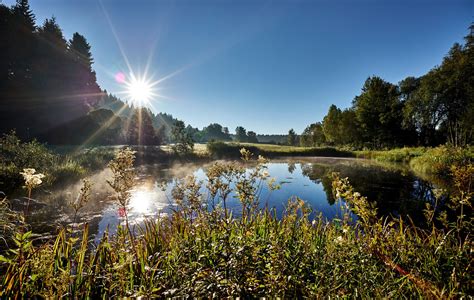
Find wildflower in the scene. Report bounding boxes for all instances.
[20,168,45,189]
[334,236,344,244]
[262,170,270,178]
[353,192,361,198]
[240,148,252,161]
[342,228,348,234]
[312,219,317,226]
[118,207,127,217]
[20,168,45,200]
[257,155,268,164]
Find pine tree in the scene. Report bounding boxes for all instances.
[287,129,297,146]
[69,33,93,69]
[13,0,35,32]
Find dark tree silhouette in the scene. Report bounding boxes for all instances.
[235,126,248,142]
[247,131,258,143]
[287,129,297,146]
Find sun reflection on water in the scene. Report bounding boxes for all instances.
[129,189,153,214]
[128,184,170,219]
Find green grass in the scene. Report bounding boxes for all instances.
[206,141,354,159]
[0,147,472,298]
[410,145,474,176]
[355,147,427,163]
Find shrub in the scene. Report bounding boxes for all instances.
[0,131,57,192]
[410,146,473,176]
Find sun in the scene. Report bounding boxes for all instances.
[125,77,154,105]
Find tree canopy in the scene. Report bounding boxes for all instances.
[303,24,473,149]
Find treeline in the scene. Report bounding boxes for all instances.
[0,1,271,146]
[0,1,190,145]
[0,0,101,139]
[301,25,474,149]
[185,124,268,144]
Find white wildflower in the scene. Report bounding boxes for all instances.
[20,168,45,189]
[334,236,344,244]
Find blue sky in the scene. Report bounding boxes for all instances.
[5,0,473,133]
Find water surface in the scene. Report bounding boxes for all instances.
[20,157,446,238]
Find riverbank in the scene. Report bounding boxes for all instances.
[355,145,474,177]
[206,141,354,158]
[2,130,472,194]
[0,149,471,298]
[206,142,473,178]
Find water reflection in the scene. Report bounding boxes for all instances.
[20,157,449,238]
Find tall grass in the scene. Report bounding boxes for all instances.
[355,147,426,163]
[410,145,473,177]
[207,141,354,159]
[0,148,472,297]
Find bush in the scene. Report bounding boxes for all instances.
[0,131,57,192]
[410,146,473,176]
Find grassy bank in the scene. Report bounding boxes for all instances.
[356,146,474,177]
[0,133,116,193]
[0,148,472,298]
[0,132,208,193]
[355,147,426,163]
[206,141,354,159]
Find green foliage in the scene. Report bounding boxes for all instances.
[198,123,232,142]
[207,142,354,159]
[246,130,258,143]
[127,108,162,145]
[171,121,194,154]
[287,128,297,146]
[300,122,325,147]
[306,26,473,149]
[410,146,473,176]
[235,126,248,142]
[0,133,115,193]
[353,76,405,147]
[322,106,360,146]
[0,131,57,190]
[0,150,472,297]
[356,147,427,163]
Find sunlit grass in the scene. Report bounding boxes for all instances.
[0,147,471,298]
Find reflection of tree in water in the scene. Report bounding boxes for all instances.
[300,163,334,204]
[287,163,296,174]
[300,161,447,223]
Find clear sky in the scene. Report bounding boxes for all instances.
[4,0,473,134]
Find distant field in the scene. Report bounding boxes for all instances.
[237,143,311,152]
[205,142,355,158]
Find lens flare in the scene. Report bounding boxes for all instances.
[115,72,126,83]
[118,74,157,106]
[127,77,153,104]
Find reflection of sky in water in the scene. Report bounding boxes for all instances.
[96,178,173,239]
[95,162,354,238]
[24,157,444,239]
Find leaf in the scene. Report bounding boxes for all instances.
[0,255,12,263]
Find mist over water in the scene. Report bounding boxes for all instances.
[22,157,447,238]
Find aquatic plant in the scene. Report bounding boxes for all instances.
[70,178,93,225]
[0,149,472,298]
